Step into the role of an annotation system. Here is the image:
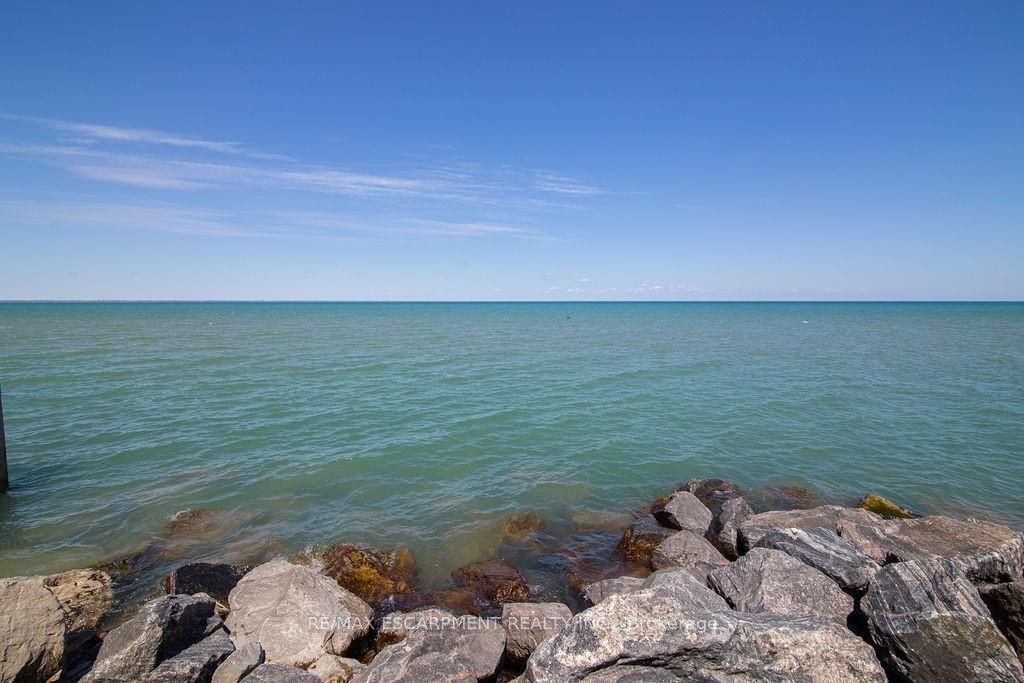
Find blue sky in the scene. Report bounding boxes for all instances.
[1,2,1021,300]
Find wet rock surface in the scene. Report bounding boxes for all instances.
[451,559,530,603]
[314,544,417,606]
[615,514,674,564]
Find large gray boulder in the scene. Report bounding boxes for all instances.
[352,613,505,682]
[710,496,753,559]
[501,602,573,665]
[0,576,66,683]
[85,593,217,682]
[979,580,1024,666]
[582,576,644,606]
[524,588,885,681]
[225,560,372,668]
[708,548,854,623]
[211,641,264,683]
[862,559,1024,682]
[652,491,713,535]
[737,505,884,553]
[755,527,880,594]
[650,530,729,579]
[638,567,729,611]
[146,629,235,682]
[839,515,1024,584]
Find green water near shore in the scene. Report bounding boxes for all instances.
[1,302,1022,588]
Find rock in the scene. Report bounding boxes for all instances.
[638,567,729,611]
[524,588,885,682]
[755,527,881,595]
[651,491,713,535]
[211,641,264,683]
[749,484,820,511]
[390,588,483,616]
[318,544,417,605]
[501,602,573,665]
[710,496,753,560]
[44,569,114,650]
[504,512,543,539]
[582,576,644,606]
[352,614,505,683]
[737,504,883,552]
[840,515,1024,584]
[581,665,679,682]
[85,593,216,682]
[451,559,530,603]
[680,478,743,516]
[146,629,235,682]
[377,608,456,649]
[863,559,1023,682]
[225,560,372,668]
[650,530,729,579]
[858,492,915,519]
[164,563,252,605]
[308,654,366,682]
[980,581,1024,666]
[164,509,236,539]
[708,548,854,622]
[0,576,66,683]
[241,664,319,682]
[615,515,674,564]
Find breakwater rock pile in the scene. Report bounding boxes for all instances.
[3,478,1024,682]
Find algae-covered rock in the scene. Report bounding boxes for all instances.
[318,544,417,605]
[858,492,915,519]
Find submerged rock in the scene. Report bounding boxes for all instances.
[504,512,543,539]
[0,576,66,683]
[650,529,729,579]
[390,587,483,616]
[858,492,915,519]
[755,527,880,595]
[710,496,753,560]
[353,613,505,683]
[749,484,820,511]
[164,509,237,540]
[164,562,251,605]
[615,515,675,564]
[84,593,216,682]
[839,515,1024,584]
[651,491,713,535]
[501,602,573,665]
[737,504,883,552]
[225,560,372,668]
[862,559,1023,681]
[524,588,885,682]
[451,559,530,603]
[317,544,417,606]
[708,547,854,622]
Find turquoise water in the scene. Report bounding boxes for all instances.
[1,302,1023,587]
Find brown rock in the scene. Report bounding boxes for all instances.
[164,508,237,539]
[452,560,530,603]
[680,478,744,517]
[503,512,543,540]
[858,493,915,519]
[44,569,113,651]
[391,588,482,616]
[318,544,417,605]
[615,515,674,564]
[979,580,1024,667]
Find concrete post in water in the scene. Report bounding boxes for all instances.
[0,385,7,493]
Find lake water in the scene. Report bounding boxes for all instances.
[1,302,1022,591]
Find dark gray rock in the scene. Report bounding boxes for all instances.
[242,664,319,682]
[225,560,372,668]
[755,527,881,594]
[650,530,729,579]
[680,478,743,516]
[710,496,753,560]
[708,547,853,622]
[211,641,264,683]
[652,491,713,535]
[0,576,66,683]
[352,613,505,682]
[839,515,1024,584]
[85,593,216,682]
[979,580,1024,667]
[582,576,644,606]
[737,505,884,553]
[165,563,252,605]
[501,602,573,665]
[582,665,679,682]
[146,629,234,682]
[862,559,1024,682]
[524,587,885,681]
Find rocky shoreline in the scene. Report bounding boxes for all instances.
[3,477,1024,682]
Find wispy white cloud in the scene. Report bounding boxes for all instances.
[533,171,604,196]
